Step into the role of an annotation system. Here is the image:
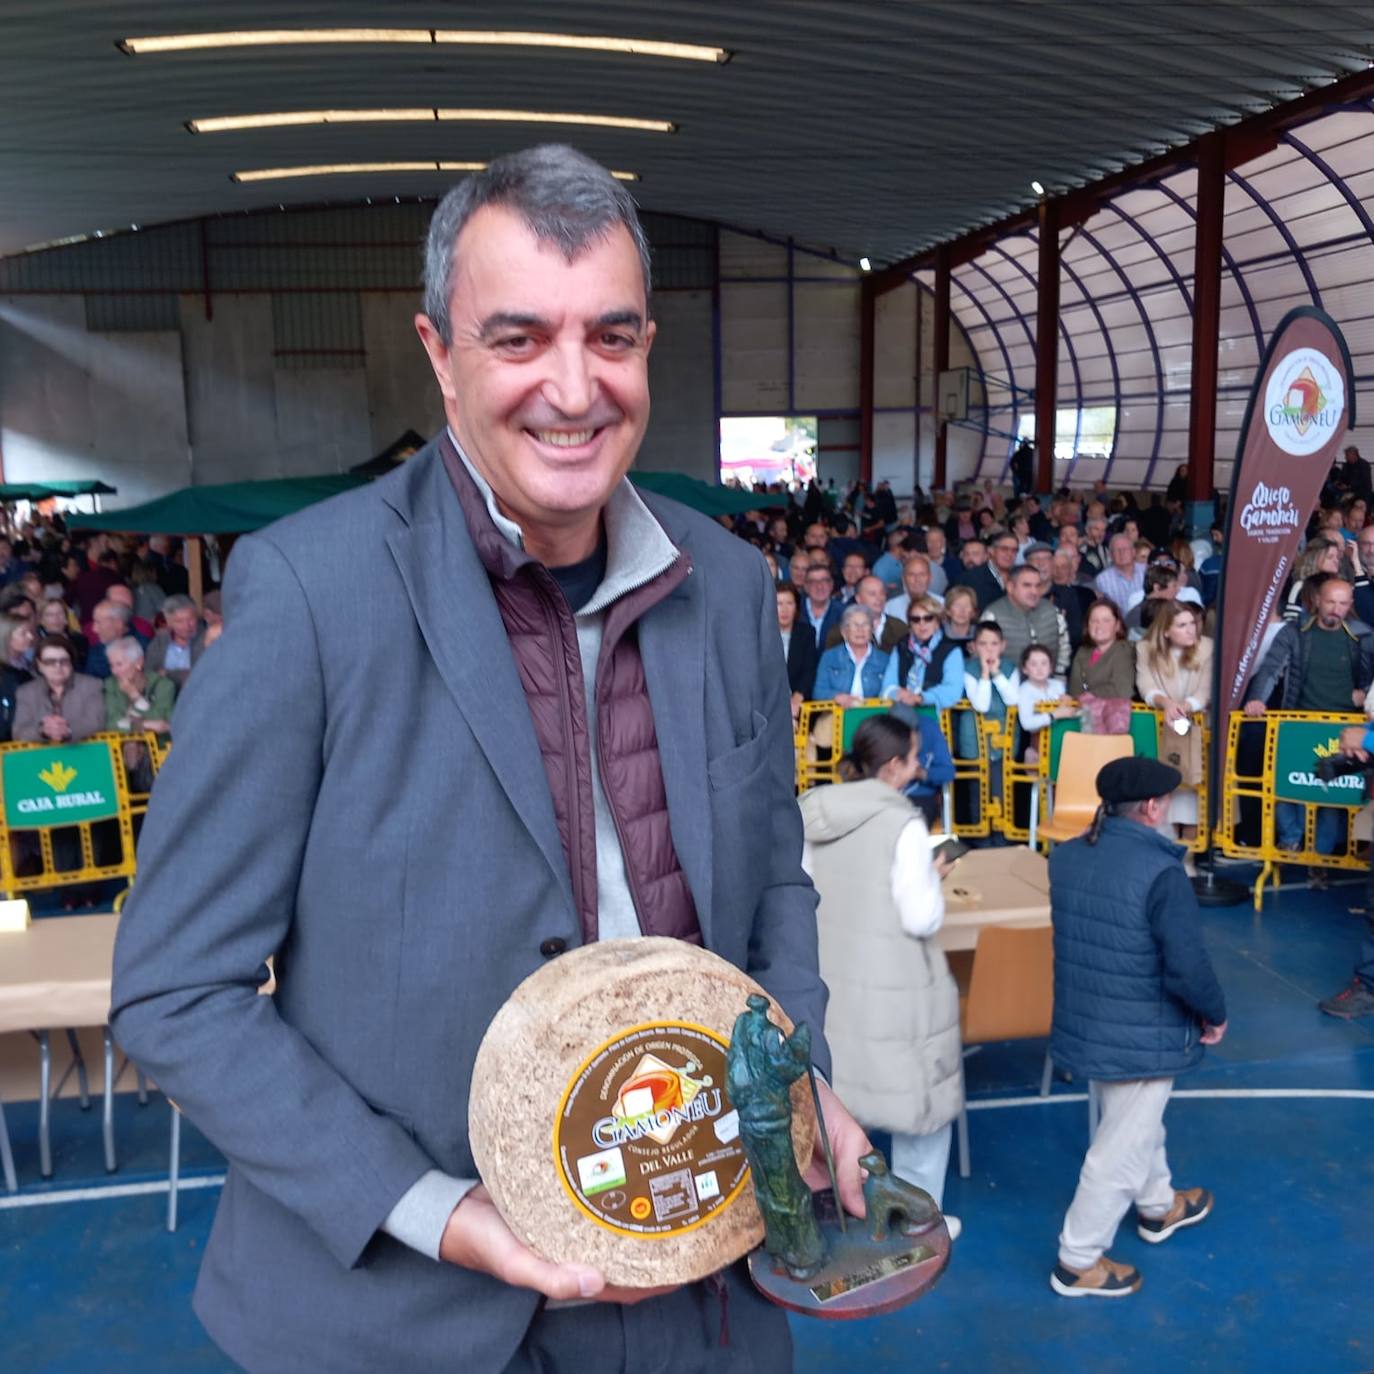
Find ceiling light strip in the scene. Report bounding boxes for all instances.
[190,109,674,135]
[230,161,638,183]
[434,31,728,63]
[120,29,729,63]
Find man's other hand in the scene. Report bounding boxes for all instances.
[1200,1020,1227,1045]
[440,1186,678,1305]
[802,1077,871,1220]
[1243,700,1266,718]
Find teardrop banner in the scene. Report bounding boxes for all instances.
[1212,307,1357,738]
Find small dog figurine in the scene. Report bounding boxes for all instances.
[859,1150,941,1242]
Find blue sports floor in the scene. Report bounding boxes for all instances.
[2,882,1371,1374]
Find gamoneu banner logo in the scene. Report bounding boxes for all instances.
[1264,347,1346,456]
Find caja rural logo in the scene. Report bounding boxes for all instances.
[1264,347,1345,457]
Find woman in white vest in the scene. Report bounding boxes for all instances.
[800,714,965,1236]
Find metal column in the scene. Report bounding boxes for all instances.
[859,276,876,485]
[933,245,951,489]
[1186,132,1226,531]
[1035,199,1061,495]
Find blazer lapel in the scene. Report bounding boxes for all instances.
[639,565,714,949]
[384,455,573,913]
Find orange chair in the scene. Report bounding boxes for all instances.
[1035,732,1134,844]
[956,923,1055,1177]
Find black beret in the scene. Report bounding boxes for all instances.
[1096,756,1182,805]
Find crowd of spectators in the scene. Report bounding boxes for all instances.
[729,448,1374,870]
[0,520,217,755]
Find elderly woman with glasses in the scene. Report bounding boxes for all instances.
[11,635,104,743]
[879,594,965,709]
[813,603,889,706]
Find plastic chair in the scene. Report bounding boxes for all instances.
[956,924,1055,1178]
[1036,732,1134,844]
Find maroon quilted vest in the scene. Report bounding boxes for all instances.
[442,437,702,947]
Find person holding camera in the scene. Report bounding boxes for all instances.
[1319,723,1374,1018]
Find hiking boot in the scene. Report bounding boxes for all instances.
[1319,979,1374,1019]
[1137,1187,1213,1243]
[1050,1256,1142,1298]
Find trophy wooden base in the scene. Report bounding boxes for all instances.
[747,1188,950,1319]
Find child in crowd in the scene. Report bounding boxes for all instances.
[1015,644,1075,766]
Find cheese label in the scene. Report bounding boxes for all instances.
[553,1021,751,1238]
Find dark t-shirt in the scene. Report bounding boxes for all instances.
[1296,625,1356,712]
[548,536,609,613]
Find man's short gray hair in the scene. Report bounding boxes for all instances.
[162,594,198,617]
[840,604,873,632]
[108,635,144,668]
[422,144,652,344]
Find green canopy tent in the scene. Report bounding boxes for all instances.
[0,479,118,506]
[67,474,368,603]
[66,475,366,537]
[628,471,768,517]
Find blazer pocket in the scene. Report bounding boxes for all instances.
[708,710,770,791]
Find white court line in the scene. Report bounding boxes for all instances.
[3,1088,1371,1209]
[0,1173,225,1210]
[967,1087,1374,1110]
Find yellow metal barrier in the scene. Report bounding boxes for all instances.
[0,737,138,897]
[84,729,164,821]
[997,701,1212,852]
[1214,709,1367,908]
[793,699,1374,905]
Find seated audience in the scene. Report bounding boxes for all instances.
[1094,532,1145,611]
[981,565,1071,674]
[802,564,844,650]
[84,599,138,680]
[0,612,34,741]
[814,604,889,705]
[830,575,906,653]
[104,636,175,739]
[12,635,104,743]
[885,553,944,622]
[881,595,965,710]
[1016,644,1075,767]
[941,585,979,645]
[776,582,817,717]
[1069,596,1136,716]
[144,594,206,689]
[1137,602,1212,840]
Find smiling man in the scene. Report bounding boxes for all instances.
[111,145,867,1374]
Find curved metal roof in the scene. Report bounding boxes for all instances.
[4,2,1374,261]
[927,102,1374,489]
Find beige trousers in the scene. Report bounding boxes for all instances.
[1057,1076,1176,1270]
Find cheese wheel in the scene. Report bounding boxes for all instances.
[469,937,818,1287]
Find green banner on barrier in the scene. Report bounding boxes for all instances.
[2,742,119,828]
[1272,720,1367,807]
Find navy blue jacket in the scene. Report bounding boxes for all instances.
[1050,816,1226,1081]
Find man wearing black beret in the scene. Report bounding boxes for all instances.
[1047,757,1228,1298]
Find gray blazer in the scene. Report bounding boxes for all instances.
[10,671,105,742]
[110,442,827,1374]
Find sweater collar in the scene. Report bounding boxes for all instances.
[443,427,681,616]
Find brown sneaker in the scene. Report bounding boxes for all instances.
[1137,1187,1213,1243]
[1050,1255,1142,1298]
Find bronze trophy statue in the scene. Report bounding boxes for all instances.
[726,994,952,1318]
